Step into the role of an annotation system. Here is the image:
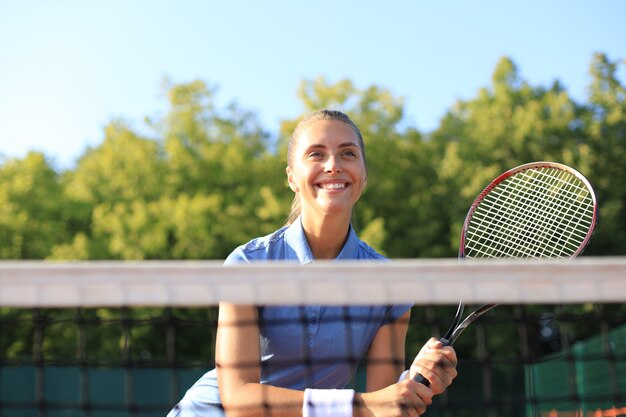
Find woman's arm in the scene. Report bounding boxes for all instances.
[216,302,303,417]
[355,310,434,416]
[364,310,411,392]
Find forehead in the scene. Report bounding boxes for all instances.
[295,119,360,148]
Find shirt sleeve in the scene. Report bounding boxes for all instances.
[223,246,249,265]
[382,304,413,325]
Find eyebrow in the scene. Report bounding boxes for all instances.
[308,142,359,149]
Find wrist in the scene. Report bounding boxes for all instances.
[352,392,373,417]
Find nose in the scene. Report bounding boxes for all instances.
[324,155,342,174]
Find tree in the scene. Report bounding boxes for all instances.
[156,80,289,258]
[580,53,626,255]
[0,152,71,258]
[52,80,289,260]
[50,121,166,259]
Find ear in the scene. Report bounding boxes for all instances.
[286,167,299,192]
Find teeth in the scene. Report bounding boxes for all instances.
[320,183,346,189]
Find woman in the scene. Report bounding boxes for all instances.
[169,110,457,417]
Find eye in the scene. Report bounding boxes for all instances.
[342,149,358,158]
[307,151,324,159]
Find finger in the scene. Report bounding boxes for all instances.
[415,338,442,359]
[415,347,458,371]
[397,384,423,417]
[416,345,455,365]
[401,401,420,417]
[412,380,434,405]
[426,337,443,349]
[406,389,430,416]
[438,345,458,366]
[410,364,439,391]
[411,360,456,394]
[411,353,453,376]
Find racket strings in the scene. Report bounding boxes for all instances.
[468,169,593,257]
[475,170,591,255]
[465,167,595,258]
[542,171,595,255]
[469,174,591,258]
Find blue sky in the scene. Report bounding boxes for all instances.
[1,0,624,168]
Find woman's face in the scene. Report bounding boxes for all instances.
[287,119,367,220]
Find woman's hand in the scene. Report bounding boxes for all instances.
[407,338,458,395]
[355,379,434,417]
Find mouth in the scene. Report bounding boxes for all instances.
[316,182,350,190]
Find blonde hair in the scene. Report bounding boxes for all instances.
[285,110,366,225]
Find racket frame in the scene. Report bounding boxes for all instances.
[458,161,598,259]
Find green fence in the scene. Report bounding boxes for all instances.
[525,324,626,416]
[0,363,523,417]
[0,366,206,417]
[3,325,624,416]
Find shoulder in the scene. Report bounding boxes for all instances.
[224,226,289,264]
[355,239,388,261]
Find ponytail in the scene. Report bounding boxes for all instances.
[285,194,301,226]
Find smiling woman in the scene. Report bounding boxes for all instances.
[285,110,368,227]
[285,111,369,260]
[168,109,458,417]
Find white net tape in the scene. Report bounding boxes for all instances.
[1,257,625,307]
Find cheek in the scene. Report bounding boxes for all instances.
[354,165,368,186]
[295,164,318,184]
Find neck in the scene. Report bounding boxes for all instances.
[300,211,351,260]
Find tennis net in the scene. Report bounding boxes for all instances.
[1,258,625,417]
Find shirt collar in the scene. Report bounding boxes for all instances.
[285,216,359,264]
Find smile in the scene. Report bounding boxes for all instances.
[317,182,348,190]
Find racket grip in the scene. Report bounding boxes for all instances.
[412,338,451,386]
[413,373,430,386]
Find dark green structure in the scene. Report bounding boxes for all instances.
[525,324,626,416]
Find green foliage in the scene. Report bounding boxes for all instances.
[0,152,73,258]
[4,55,624,260]
[581,53,626,255]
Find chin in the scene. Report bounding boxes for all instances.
[319,204,354,217]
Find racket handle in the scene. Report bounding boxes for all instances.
[412,338,451,386]
[413,373,431,386]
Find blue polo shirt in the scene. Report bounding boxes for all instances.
[171,218,412,413]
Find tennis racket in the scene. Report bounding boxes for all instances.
[414,161,598,386]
